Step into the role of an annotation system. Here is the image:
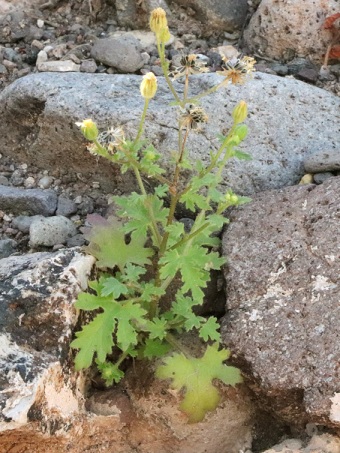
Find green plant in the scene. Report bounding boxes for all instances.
[72,8,255,423]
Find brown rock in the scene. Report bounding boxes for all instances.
[221,177,340,428]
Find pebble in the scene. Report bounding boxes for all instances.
[24,176,36,188]
[12,215,45,233]
[313,172,335,184]
[0,64,7,74]
[304,150,340,173]
[56,195,78,217]
[0,175,9,185]
[29,216,77,247]
[38,175,53,189]
[37,60,80,72]
[80,59,97,73]
[66,233,86,247]
[0,238,17,258]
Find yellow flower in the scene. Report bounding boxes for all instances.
[140,72,158,99]
[217,56,256,85]
[75,119,98,141]
[150,8,168,35]
[232,100,248,124]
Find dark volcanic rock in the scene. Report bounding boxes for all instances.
[221,177,340,428]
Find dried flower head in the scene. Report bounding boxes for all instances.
[149,8,168,35]
[217,56,256,85]
[171,53,209,79]
[180,104,208,131]
[98,127,126,154]
[140,72,158,99]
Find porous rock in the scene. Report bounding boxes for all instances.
[243,0,339,64]
[304,149,340,173]
[29,215,77,247]
[0,72,339,195]
[221,176,340,428]
[171,0,248,33]
[262,434,340,453]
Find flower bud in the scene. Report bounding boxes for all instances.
[76,119,98,141]
[159,26,171,44]
[150,8,168,35]
[140,72,158,99]
[232,100,248,124]
[225,191,239,204]
[234,124,248,141]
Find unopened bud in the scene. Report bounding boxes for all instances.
[225,191,239,205]
[234,124,248,141]
[76,119,98,141]
[159,26,171,44]
[140,72,158,99]
[150,8,168,35]
[232,100,248,124]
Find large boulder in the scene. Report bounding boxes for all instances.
[221,176,340,428]
[243,0,339,63]
[0,72,339,194]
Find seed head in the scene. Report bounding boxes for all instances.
[217,56,256,85]
[180,104,208,131]
[171,53,209,79]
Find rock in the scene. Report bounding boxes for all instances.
[38,175,53,189]
[37,60,80,72]
[0,175,9,185]
[80,59,97,73]
[313,172,335,184]
[90,36,144,73]
[29,216,77,247]
[171,0,248,33]
[0,238,16,258]
[11,215,44,233]
[262,434,340,453]
[56,195,77,217]
[66,233,86,247]
[221,177,340,428]
[115,0,171,29]
[0,185,57,216]
[0,72,339,195]
[296,68,319,84]
[111,30,174,49]
[304,150,340,173]
[0,249,95,430]
[243,0,339,64]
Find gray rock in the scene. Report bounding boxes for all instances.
[0,175,9,185]
[0,249,95,430]
[56,195,77,217]
[0,238,17,258]
[0,185,57,216]
[304,150,340,173]
[313,172,335,184]
[38,175,53,188]
[0,63,7,74]
[90,36,144,73]
[115,0,171,28]
[66,233,86,247]
[0,72,339,195]
[29,215,77,247]
[37,60,80,72]
[80,59,98,73]
[221,176,340,428]
[11,215,44,233]
[296,68,318,84]
[171,0,248,32]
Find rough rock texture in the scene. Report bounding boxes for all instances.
[0,185,57,215]
[221,177,340,428]
[304,150,340,173]
[0,250,254,452]
[262,434,340,453]
[243,0,339,64]
[0,249,95,429]
[0,72,339,195]
[170,0,248,32]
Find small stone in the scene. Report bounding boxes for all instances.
[37,19,44,28]
[2,59,16,70]
[12,215,45,233]
[296,68,318,84]
[10,170,24,186]
[0,64,8,74]
[57,195,77,217]
[0,185,57,216]
[29,216,77,247]
[38,175,53,189]
[24,176,36,188]
[37,60,80,72]
[313,172,335,184]
[0,238,17,258]
[66,233,86,247]
[80,59,98,73]
[36,50,48,65]
[31,39,44,50]
[0,175,9,185]
[304,150,340,173]
[270,63,289,76]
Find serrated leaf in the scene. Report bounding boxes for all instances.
[145,318,168,340]
[199,317,221,342]
[84,216,153,270]
[115,300,147,351]
[154,184,169,198]
[71,309,116,369]
[156,344,242,423]
[100,277,129,298]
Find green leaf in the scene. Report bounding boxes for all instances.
[142,338,172,359]
[199,317,221,342]
[154,184,169,198]
[156,344,243,423]
[96,361,124,385]
[114,300,147,351]
[71,309,116,369]
[100,277,129,298]
[84,216,153,270]
[74,292,111,311]
[233,150,252,160]
[145,317,168,340]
